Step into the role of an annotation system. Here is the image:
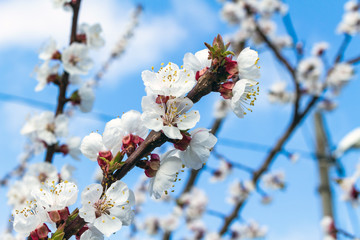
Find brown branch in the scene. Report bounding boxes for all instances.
[44,0,82,163]
[254,22,301,119]
[111,70,219,182]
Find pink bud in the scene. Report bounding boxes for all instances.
[225,57,238,78]
[59,207,70,221]
[98,151,113,161]
[122,134,132,145]
[150,154,160,161]
[174,133,192,151]
[48,210,61,223]
[35,223,51,239]
[59,144,69,155]
[219,81,235,100]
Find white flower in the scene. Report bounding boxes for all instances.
[312,42,329,56]
[160,214,179,232]
[143,217,160,235]
[337,164,360,205]
[142,62,196,97]
[141,95,200,140]
[345,0,359,11]
[327,63,354,94]
[337,10,360,35]
[334,128,360,157]
[32,181,78,211]
[237,47,261,80]
[213,99,230,119]
[80,225,104,240]
[221,2,246,24]
[262,171,285,190]
[148,151,183,199]
[79,23,105,49]
[66,136,82,160]
[39,38,58,61]
[78,85,95,113]
[13,202,49,236]
[268,81,294,104]
[183,49,211,77]
[230,79,259,118]
[179,188,208,220]
[25,162,58,183]
[21,111,69,146]
[227,180,254,204]
[103,110,148,154]
[80,132,107,161]
[52,0,71,8]
[79,181,135,237]
[7,176,40,207]
[62,43,93,75]
[231,221,267,239]
[176,128,217,170]
[297,57,323,95]
[34,62,59,92]
[210,160,232,182]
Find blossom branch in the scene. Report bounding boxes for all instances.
[44,0,82,163]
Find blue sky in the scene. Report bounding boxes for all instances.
[0,0,360,239]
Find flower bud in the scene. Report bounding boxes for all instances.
[174,133,192,151]
[219,81,235,99]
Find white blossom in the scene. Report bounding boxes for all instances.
[62,43,93,75]
[7,176,39,207]
[237,47,261,80]
[141,95,200,140]
[227,180,254,204]
[60,164,76,182]
[148,151,182,199]
[231,221,267,239]
[210,160,232,182]
[25,162,59,184]
[103,110,148,154]
[66,136,82,160]
[230,79,259,118]
[176,128,217,170]
[297,57,323,95]
[262,171,285,190]
[13,202,49,236]
[78,85,96,113]
[312,42,329,56]
[80,225,104,240]
[79,23,105,49]
[268,81,294,104]
[34,61,59,92]
[142,62,196,97]
[80,132,107,161]
[337,9,360,34]
[32,181,78,211]
[39,38,58,61]
[179,187,208,220]
[327,63,354,94]
[79,181,135,237]
[183,49,211,76]
[21,111,69,146]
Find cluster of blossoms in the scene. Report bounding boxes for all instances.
[295,42,355,101]
[262,170,285,190]
[20,111,82,157]
[337,0,360,35]
[230,221,268,239]
[220,0,292,50]
[227,180,254,204]
[35,21,104,112]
